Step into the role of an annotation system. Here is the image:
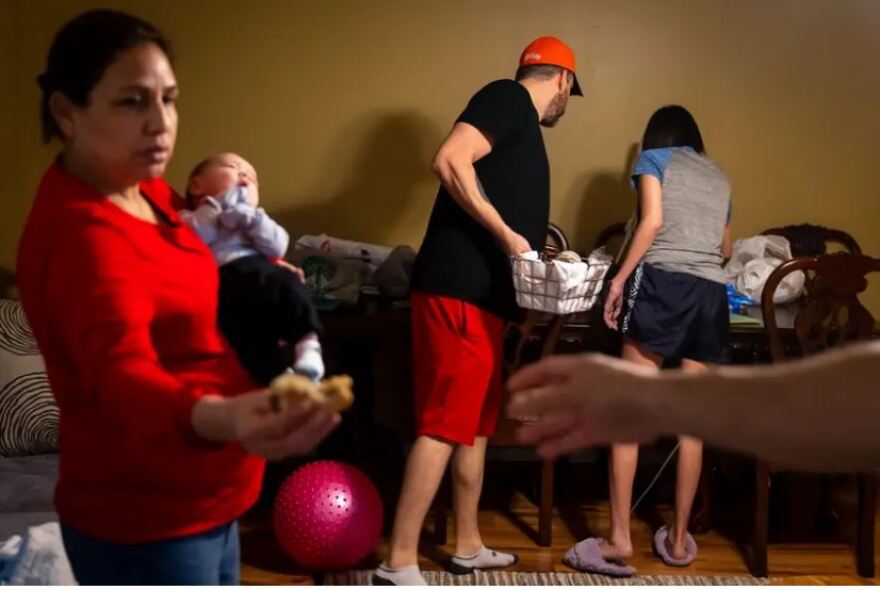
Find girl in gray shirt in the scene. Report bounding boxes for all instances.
[566,106,732,576]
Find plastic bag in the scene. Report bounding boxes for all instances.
[288,247,370,306]
[294,234,393,270]
[724,235,805,303]
[726,283,757,314]
[0,522,76,585]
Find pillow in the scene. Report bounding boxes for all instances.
[0,300,58,456]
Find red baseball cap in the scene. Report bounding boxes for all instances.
[519,36,583,96]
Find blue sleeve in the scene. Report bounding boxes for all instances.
[245,208,290,259]
[179,199,221,245]
[630,148,674,189]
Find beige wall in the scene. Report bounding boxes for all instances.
[3,0,880,308]
[1,0,21,278]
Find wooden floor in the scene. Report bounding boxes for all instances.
[239,492,878,585]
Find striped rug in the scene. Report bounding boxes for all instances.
[323,570,770,585]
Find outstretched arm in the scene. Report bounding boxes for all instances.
[508,342,880,471]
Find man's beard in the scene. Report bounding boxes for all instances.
[540,90,569,128]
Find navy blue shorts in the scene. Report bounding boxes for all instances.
[620,263,730,364]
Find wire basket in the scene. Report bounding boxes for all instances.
[511,256,611,315]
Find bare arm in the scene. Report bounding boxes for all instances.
[721,224,733,260]
[614,175,663,283]
[507,341,880,472]
[604,175,663,329]
[432,122,530,256]
[662,343,880,470]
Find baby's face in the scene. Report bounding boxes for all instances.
[191,153,259,206]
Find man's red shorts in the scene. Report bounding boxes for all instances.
[411,292,505,446]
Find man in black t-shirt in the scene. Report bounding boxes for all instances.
[374,37,583,585]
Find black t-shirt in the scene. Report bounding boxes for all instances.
[410,79,550,320]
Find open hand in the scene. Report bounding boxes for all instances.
[506,353,661,459]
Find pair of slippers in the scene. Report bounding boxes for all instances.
[563,526,697,578]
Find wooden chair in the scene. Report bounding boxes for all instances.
[751,253,879,577]
[593,221,628,252]
[431,224,572,548]
[545,222,570,257]
[507,223,571,373]
[761,224,861,257]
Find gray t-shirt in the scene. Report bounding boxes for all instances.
[632,147,731,284]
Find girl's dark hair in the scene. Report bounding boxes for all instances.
[641,105,705,153]
[38,9,173,142]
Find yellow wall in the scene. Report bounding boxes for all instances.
[3,0,880,307]
[1,0,21,275]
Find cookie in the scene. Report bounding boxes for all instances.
[268,373,354,413]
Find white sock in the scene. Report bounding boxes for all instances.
[372,563,426,585]
[292,334,324,381]
[451,545,517,569]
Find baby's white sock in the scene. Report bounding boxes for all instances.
[292,333,324,381]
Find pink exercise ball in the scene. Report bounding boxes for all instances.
[273,461,383,571]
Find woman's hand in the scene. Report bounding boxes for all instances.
[506,354,662,459]
[604,278,626,330]
[192,390,339,460]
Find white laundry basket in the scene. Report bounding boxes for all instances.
[511,254,611,315]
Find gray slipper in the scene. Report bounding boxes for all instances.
[653,525,697,567]
[562,538,636,578]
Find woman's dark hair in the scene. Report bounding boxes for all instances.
[38,10,173,142]
[641,105,705,153]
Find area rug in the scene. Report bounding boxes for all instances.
[322,570,771,585]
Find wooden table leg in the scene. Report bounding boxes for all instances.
[752,459,770,577]
[512,311,539,370]
[857,472,877,578]
[539,459,554,547]
[541,315,567,358]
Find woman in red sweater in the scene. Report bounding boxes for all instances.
[16,10,339,584]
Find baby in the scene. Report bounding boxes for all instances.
[180,152,324,384]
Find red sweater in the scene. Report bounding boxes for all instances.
[16,163,265,543]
